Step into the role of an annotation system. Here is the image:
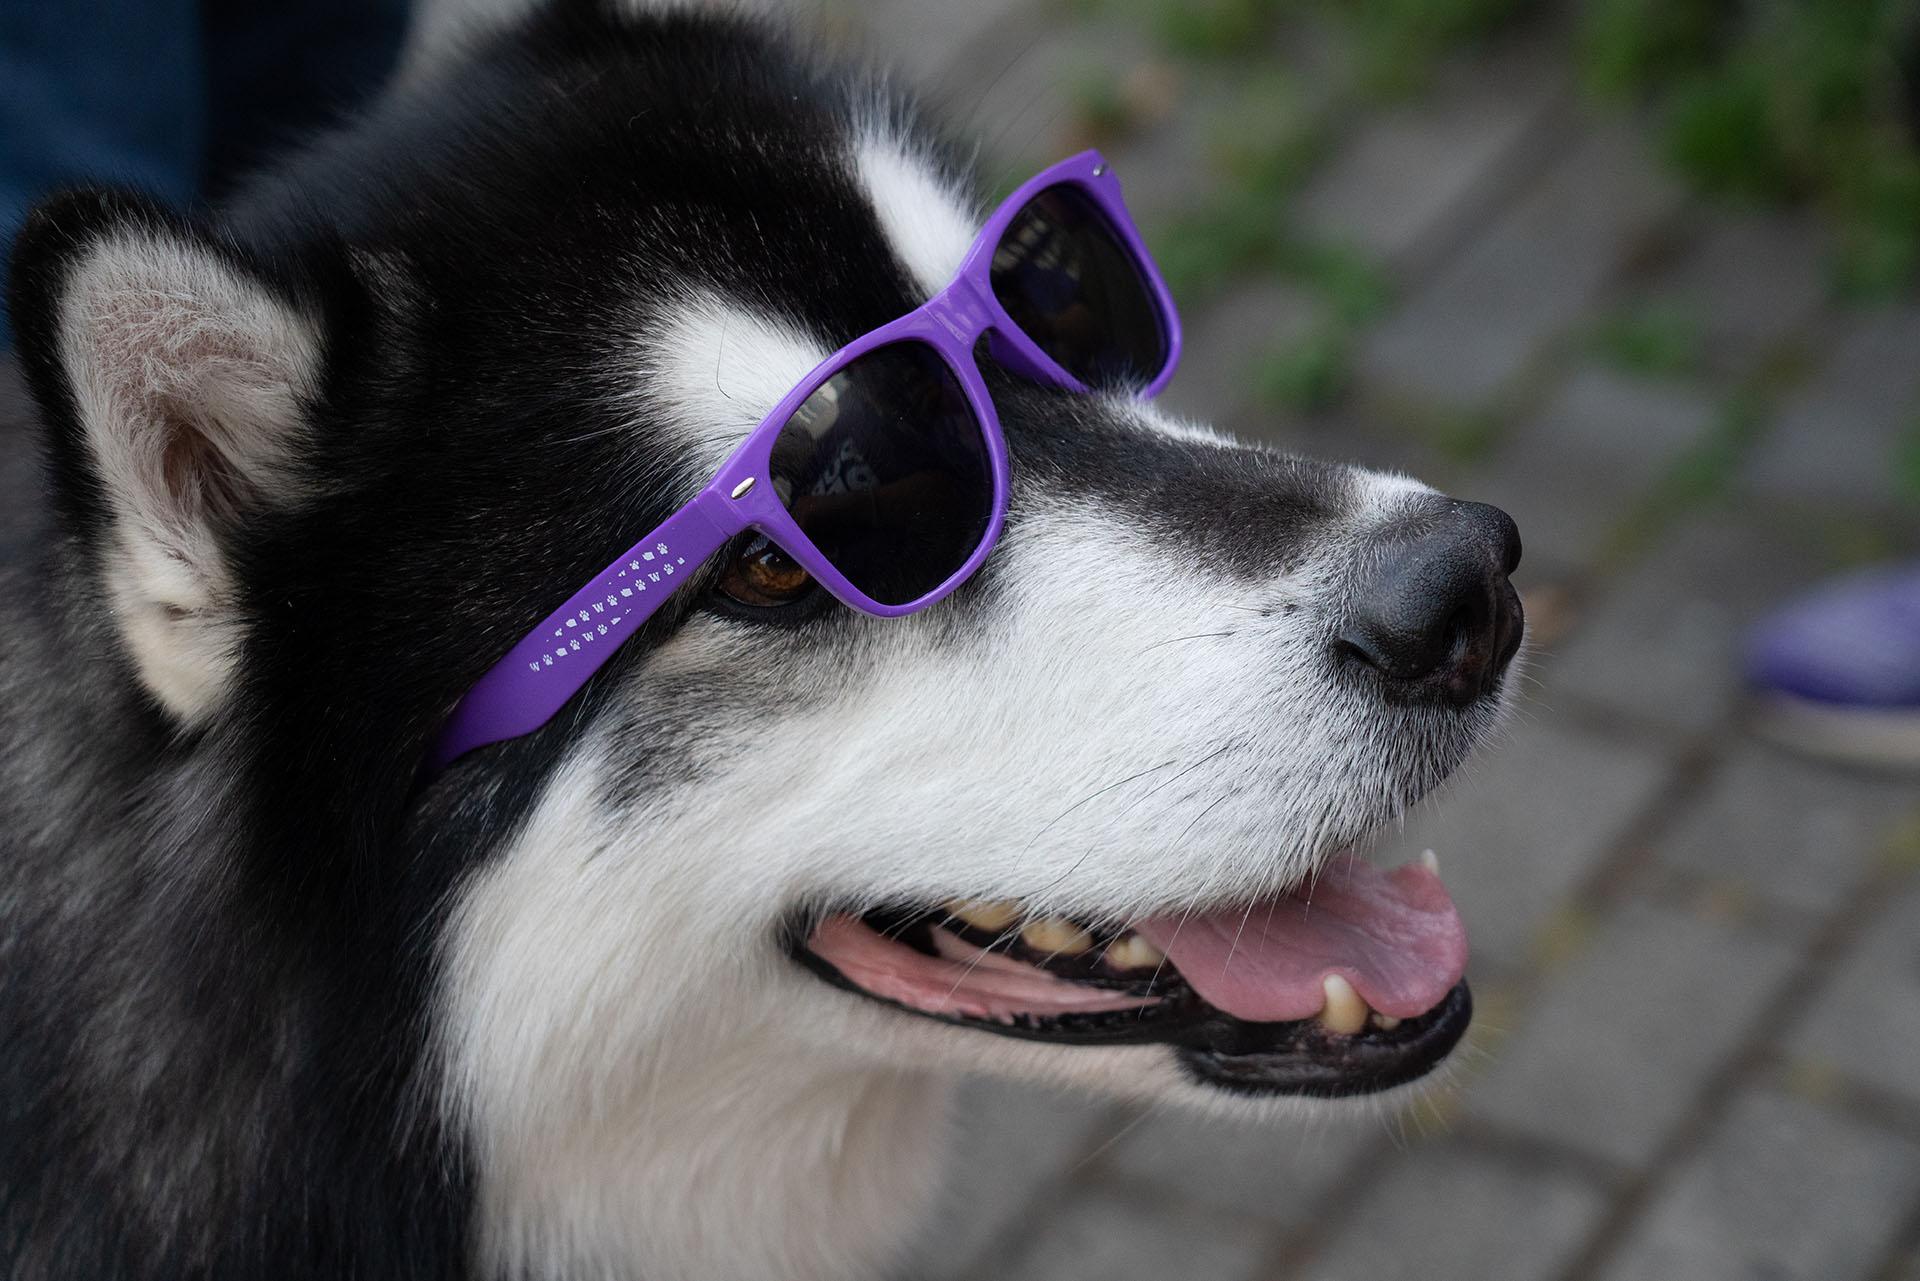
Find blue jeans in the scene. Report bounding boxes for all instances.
[0,0,409,347]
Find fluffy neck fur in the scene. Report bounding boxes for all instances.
[472,1032,950,1281]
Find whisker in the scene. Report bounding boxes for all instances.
[1221,897,1261,979]
[1137,903,1197,1017]
[1069,1103,1168,1176]
[1136,631,1235,656]
[1025,740,1239,906]
[1019,758,1180,858]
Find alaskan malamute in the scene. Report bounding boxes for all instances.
[0,2,1523,1277]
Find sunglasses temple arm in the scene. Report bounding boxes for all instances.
[423,491,738,776]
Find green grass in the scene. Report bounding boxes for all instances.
[1153,195,1287,301]
[1368,396,1505,464]
[1579,0,1720,96]
[1898,420,1920,505]
[1601,384,1774,563]
[1136,0,1920,299]
[1584,0,1920,299]
[1341,0,1539,97]
[1151,0,1288,58]
[1066,68,1138,146]
[1276,239,1392,324]
[1591,302,1706,378]
[1204,71,1324,193]
[1252,324,1352,412]
[1663,62,1799,201]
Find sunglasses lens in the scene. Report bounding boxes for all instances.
[990,183,1169,388]
[768,341,994,607]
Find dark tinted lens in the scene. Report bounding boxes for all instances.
[990,184,1168,388]
[768,342,993,607]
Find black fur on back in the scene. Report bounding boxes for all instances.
[0,4,958,1276]
[0,3,1365,1275]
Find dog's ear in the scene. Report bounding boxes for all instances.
[9,190,328,725]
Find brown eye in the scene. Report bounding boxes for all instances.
[720,535,814,608]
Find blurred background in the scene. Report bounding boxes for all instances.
[800,2,1920,1279]
[4,0,1918,1278]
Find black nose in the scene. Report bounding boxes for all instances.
[1336,500,1524,704]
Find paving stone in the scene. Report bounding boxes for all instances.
[1472,364,1718,571]
[1359,118,1683,408]
[825,0,1040,96]
[1547,512,1838,733]
[1160,281,1325,428]
[1744,301,1920,513]
[1297,30,1565,272]
[916,18,1162,178]
[1300,1140,1606,1281]
[1654,743,1920,915]
[995,1187,1271,1281]
[1103,1107,1373,1224]
[1278,411,1463,484]
[1466,902,1798,1168]
[1376,717,1673,973]
[1598,1089,1920,1281]
[1641,210,1831,374]
[1099,76,1249,230]
[1787,876,1920,1106]
[906,1078,1122,1280]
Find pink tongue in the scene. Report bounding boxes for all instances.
[1133,860,1467,1022]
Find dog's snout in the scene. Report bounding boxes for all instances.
[1336,501,1524,704]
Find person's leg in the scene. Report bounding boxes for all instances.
[1748,562,1920,768]
[0,0,206,348]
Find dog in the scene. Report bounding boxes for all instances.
[0,2,1524,1277]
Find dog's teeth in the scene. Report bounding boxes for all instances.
[945,900,1021,932]
[1020,918,1092,955]
[1419,848,1441,875]
[1318,974,1369,1035]
[1103,933,1166,970]
[1369,1011,1402,1032]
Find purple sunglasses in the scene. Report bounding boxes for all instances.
[427,150,1183,772]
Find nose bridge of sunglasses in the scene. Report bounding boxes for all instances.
[926,276,997,349]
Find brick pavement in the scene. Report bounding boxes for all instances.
[818,3,1920,1278]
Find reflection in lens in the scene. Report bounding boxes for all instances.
[990,184,1168,388]
[768,342,992,607]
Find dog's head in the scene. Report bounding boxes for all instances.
[8,0,1520,1180]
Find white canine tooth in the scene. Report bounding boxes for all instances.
[1021,918,1093,955]
[1318,974,1369,1035]
[1370,1012,1402,1032]
[1420,848,1441,875]
[1104,933,1166,970]
[946,899,1022,932]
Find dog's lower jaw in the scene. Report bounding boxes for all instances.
[471,1048,950,1281]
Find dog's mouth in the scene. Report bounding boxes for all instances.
[790,854,1471,1097]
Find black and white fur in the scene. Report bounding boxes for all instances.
[0,3,1514,1277]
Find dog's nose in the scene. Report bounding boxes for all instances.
[1336,500,1524,704]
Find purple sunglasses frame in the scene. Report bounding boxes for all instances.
[426,150,1183,773]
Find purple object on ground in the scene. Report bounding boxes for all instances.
[426,150,1182,773]
[1747,561,1920,768]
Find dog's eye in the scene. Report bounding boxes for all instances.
[720,535,814,608]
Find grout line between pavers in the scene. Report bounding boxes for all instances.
[1249,1139,1403,1280]
[1552,853,1920,1281]
[1244,694,1766,1277]
[1866,1194,1920,1281]
[1244,676,1739,1278]
[1752,1053,1920,1147]
[939,1099,1135,1277]
[1444,1116,1636,1191]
